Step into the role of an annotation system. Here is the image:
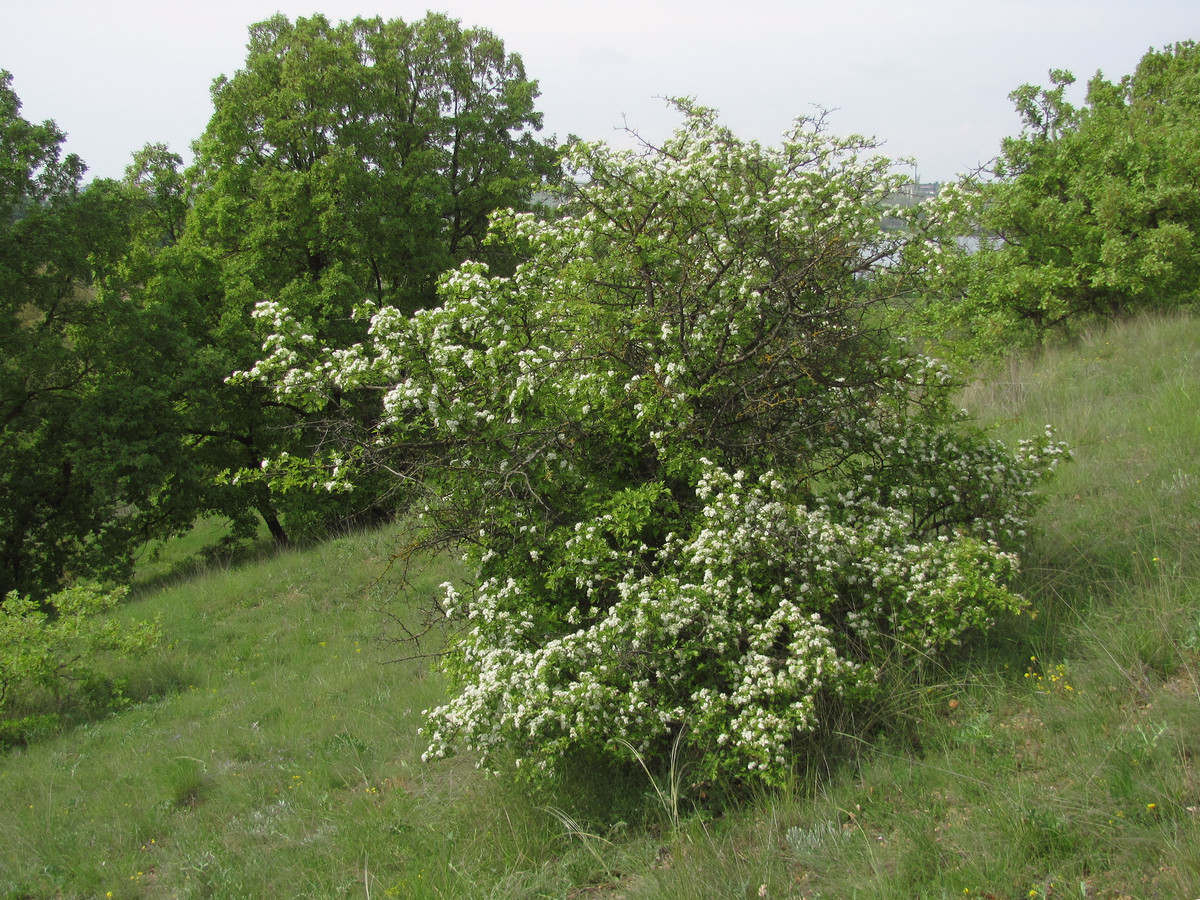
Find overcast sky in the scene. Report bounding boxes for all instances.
[2,0,1196,184]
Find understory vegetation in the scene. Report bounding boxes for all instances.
[1,311,1198,898]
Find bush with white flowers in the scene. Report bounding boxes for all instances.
[242,102,1067,785]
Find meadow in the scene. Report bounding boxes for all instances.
[2,311,1199,899]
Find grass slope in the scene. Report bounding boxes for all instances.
[2,312,1199,899]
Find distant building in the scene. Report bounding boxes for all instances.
[881,183,940,231]
[888,182,941,207]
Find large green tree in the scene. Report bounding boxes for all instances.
[0,75,189,599]
[164,12,559,542]
[918,41,1200,353]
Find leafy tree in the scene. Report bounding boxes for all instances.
[167,12,559,542]
[918,42,1200,354]
[246,104,1068,786]
[0,73,191,599]
[122,143,189,254]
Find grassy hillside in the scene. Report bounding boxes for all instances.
[2,312,1199,899]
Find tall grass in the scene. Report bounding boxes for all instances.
[2,312,1199,898]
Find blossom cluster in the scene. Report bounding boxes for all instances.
[421,462,1047,782]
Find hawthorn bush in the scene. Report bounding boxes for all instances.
[244,103,1067,786]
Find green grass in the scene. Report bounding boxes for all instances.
[130,516,276,590]
[3,311,1200,898]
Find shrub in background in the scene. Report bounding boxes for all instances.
[0,584,160,730]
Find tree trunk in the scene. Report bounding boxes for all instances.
[259,506,290,547]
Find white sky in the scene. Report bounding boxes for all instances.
[1,0,1196,184]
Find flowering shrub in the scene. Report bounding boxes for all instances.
[242,102,1067,785]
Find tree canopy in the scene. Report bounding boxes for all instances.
[1,10,561,596]
[0,72,185,599]
[919,41,1200,353]
[165,11,560,543]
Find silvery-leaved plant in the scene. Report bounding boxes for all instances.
[239,101,1068,786]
